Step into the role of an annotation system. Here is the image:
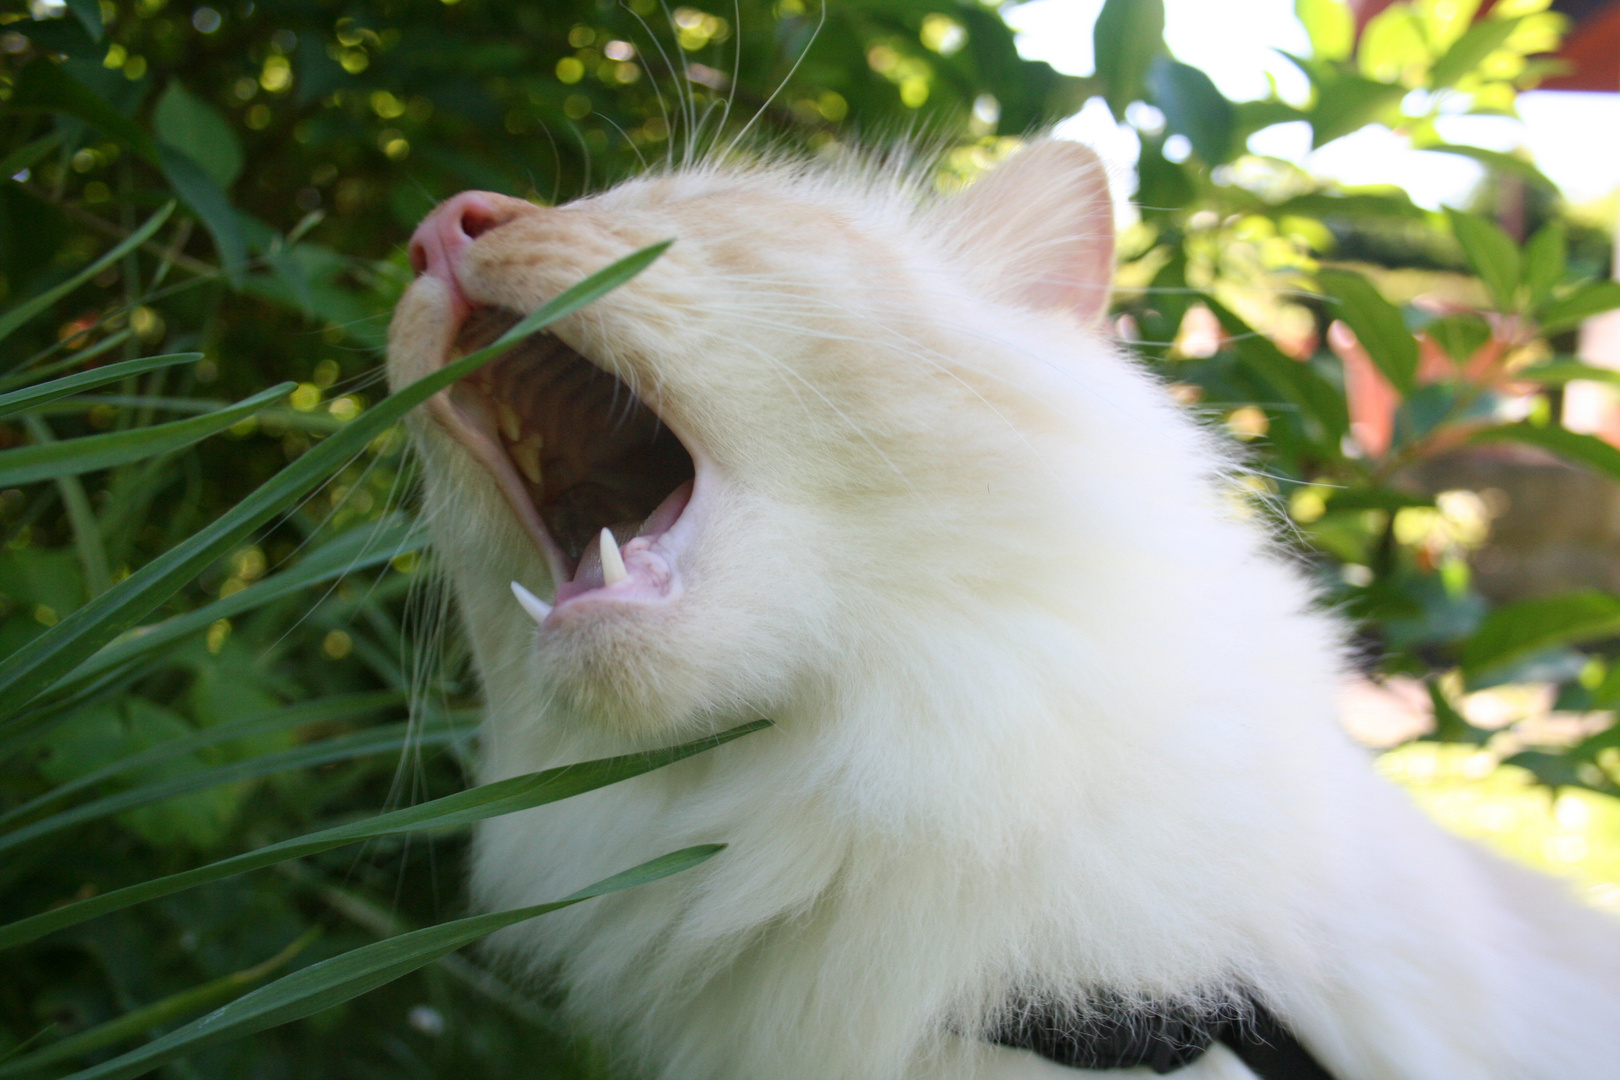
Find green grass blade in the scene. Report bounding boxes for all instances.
[0,720,467,855]
[0,202,174,345]
[0,352,200,418]
[0,131,62,179]
[0,718,763,950]
[0,692,404,828]
[0,927,321,1076]
[0,383,292,487]
[0,329,133,389]
[32,516,424,708]
[53,845,722,1080]
[21,413,112,596]
[0,239,669,727]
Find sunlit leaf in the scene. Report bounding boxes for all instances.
[1094,0,1165,121]
[1206,299,1348,445]
[1307,73,1405,148]
[1522,221,1567,308]
[1462,591,1620,675]
[1539,281,1620,335]
[1146,57,1233,164]
[1317,268,1418,394]
[1295,0,1354,60]
[1445,209,1519,310]
[1428,15,1522,88]
[1472,421,1620,485]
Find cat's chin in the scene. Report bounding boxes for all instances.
[420,299,703,625]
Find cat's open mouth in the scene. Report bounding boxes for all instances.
[433,304,697,614]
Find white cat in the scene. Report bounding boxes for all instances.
[387,140,1620,1080]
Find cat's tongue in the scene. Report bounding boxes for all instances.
[552,481,691,607]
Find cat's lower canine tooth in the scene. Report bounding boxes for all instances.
[509,580,551,624]
[599,527,627,586]
[497,402,522,442]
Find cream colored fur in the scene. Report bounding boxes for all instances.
[387,141,1620,1080]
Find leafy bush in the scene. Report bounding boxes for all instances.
[1,0,1616,1075]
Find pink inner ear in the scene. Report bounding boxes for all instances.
[1024,188,1115,328]
[950,140,1118,328]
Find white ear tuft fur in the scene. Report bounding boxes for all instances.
[944,139,1116,327]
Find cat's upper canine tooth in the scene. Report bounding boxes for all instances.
[600,527,628,586]
[512,438,542,485]
[510,580,552,625]
[496,402,522,443]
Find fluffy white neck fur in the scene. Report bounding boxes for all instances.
[389,141,1620,1080]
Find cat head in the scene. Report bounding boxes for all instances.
[387,140,1117,739]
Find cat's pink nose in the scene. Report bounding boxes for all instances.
[408,191,505,284]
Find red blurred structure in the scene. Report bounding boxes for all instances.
[1348,0,1620,90]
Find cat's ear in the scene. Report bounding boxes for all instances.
[943,140,1116,327]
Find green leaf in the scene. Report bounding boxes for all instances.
[1428,15,1522,88]
[1146,57,1234,164]
[50,847,723,1080]
[0,202,175,345]
[1296,0,1354,60]
[1134,133,1195,213]
[1539,281,1620,335]
[1522,221,1566,308]
[11,61,246,276]
[1306,72,1405,148]
[0,928,321,1076]
[0,720,764,950]
[1093,0,1165,121]
[1421,679,1491,745]
[1514,360,1620,387]
[0,691,403,829]
[1462,591,1620,675]
[64,0,104,41]
[37,520,424,712]
[1416,144,1555,192]
[1356,6,1427,82]
[9,57,161,162]
[9,16,101,59]
[1425,314,1491,365]
[1472,421,1620,485]
[1445,208,1519,311]
[159,145,248,277]
[1317,268,1419,394]
[154,82,244,189]
[0,720,465,855]
[0,352,199,419]
[0,383,290,487]
[0,239,670,726]
[0,131,63,180]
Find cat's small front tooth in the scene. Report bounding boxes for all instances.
[512,439,542,486]
[510,580,552,624]
[497,402,522,442]
[599,527,627,586]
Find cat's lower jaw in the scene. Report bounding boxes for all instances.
[548,478,694,613]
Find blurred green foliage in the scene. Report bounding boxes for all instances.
[0,0,1618,1075]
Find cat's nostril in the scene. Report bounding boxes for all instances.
[455,196,501,241]
[408,240,429,277]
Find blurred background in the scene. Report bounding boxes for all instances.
[1,0,1618,1076]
